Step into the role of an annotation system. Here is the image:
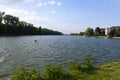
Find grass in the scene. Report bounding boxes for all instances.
[72,61,120,80]
[10,58,120,80]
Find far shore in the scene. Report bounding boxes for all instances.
[94,36,120,39]
[112,37,120,39]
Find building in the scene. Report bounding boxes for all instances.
[106,26,120,36]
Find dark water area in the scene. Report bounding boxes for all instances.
[0,35,120,79]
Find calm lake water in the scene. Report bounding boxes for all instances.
[0,35,120,79]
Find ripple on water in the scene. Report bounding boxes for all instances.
[0,56,5,63]
[0,53,11,63]
[0,49,6,63]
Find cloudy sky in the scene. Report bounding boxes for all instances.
[0,0,120,34]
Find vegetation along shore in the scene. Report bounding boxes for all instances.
[71,26,120,39]
[9,57,120,80]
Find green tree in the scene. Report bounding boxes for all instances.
[38,26,42,35]
[3,15,19,26]
[85,28,94,37]
[79,32,84,36]
[115,28,120,37]
[108,28,115,37]
[3,15,19,34]
[0,24,6,34]
[95,27,101,36]
[0,12,62,35]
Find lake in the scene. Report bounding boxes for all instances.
[0,35,120,79]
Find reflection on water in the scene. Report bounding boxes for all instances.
[0,35,120,79]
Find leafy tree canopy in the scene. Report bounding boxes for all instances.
[0,12,63,35]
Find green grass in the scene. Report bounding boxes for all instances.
[11,58,120,80]
[95,36,108,38]
[71,61,120,80]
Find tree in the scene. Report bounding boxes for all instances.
[0,24,6,34]
[38,26,42,35]
[3,15,19,26]
[115,28,120,37]
[0,12,62,35]
[108,28,115,37]
[79,32,84,36]
[3,15,19,34]
[95,27,101,36]
[85,28,94,37]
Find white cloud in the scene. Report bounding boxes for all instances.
[42,2,48,6]
[37,0,55,7]
[23,0,34,3]
[37,0,61,7]
[49,0,56,5]
[0,5,4,8]
[37,3,42,7]
[51,10,56,13]
[6,9,48,22]
[57,2,62,6]
[0,5,48,25]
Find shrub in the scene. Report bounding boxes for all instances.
[83,57,94,70]
[69,57,94,73]
[69,62,81,71]
[11,57,94,80]
[11,66,75,80]
[43,65,75,80]
[11,67,42,80]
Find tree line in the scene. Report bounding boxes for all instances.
[0,12,63,35]
[71,27,120,37]
[84,27,120,37]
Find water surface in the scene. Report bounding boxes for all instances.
[0,35,120,79]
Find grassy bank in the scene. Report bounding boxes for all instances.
[10,58,120,80]
[72,61,120,80]
[95,36,120,39]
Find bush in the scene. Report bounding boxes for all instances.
[43,65,74,80]
[11,57,94,80]
[82,57,94,73]
[11,67,42,80]
[69,57,94,73]
[69,62,81,71]
[11,66,75,80]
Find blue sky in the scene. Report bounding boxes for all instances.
[0,0,120,34]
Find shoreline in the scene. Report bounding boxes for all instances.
[112,37,120,39]
[95,36,120,39]
[9,61,120,80]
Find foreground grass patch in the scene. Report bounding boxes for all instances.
[11,58,120,80]
[83,62,120,80]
